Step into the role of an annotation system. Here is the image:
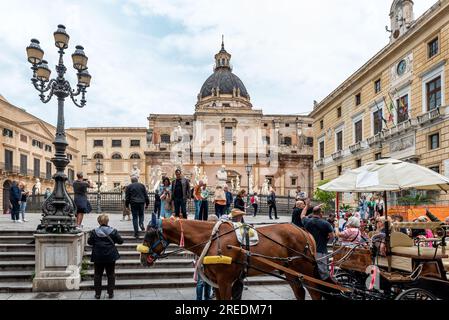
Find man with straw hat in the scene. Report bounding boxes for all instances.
[230,208,245,223]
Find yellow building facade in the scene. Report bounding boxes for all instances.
[310,0,449,203]
[0,95,80,213]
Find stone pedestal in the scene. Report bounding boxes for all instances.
[33,233,84,292]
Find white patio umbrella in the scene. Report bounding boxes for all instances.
[318,158,449,193]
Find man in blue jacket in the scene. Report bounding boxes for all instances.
[9,181,21,223]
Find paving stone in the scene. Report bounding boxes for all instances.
[58,291,84,300]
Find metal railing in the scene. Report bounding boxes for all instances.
[25,191,306,216]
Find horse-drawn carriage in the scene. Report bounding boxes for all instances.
[332,221,449,300]
[137,159,449,300]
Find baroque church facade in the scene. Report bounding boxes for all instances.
[145,41,314,196]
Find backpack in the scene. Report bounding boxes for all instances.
[250,196,255,204]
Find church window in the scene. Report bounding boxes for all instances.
[224,127,233,142]
[93,139,103,147]
[93,153,104,159]
[283,137,292,146]
[111,153,122,160]
[161,134,171,144]
[130,153,141,159]
[112,139,122,147]
[291,178,297,186]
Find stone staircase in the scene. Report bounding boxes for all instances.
[0,229,285,293]
[0,230,35,292]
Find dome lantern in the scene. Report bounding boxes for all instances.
[214,35,232,71]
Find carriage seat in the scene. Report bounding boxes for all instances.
[390,232,448,260]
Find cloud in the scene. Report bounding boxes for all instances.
[0,0,437,127]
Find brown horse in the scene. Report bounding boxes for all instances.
[139,216,323,300]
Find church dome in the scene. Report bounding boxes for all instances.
[198,38,250,100]
[199,69,249,99]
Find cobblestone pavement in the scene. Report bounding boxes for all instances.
[0,212,292,231]
[0,285,301,300]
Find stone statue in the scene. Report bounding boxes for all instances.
[231,178,235,192]
[216,165,228,187]
[34,178,41,195]
[262,179,269,195]
[154,167,162,192]
[249,174,254,194]
[193,165,201,185]
[130,162,141,179]
[236,175,240,191]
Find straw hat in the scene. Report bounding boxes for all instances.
[229,208,245,218]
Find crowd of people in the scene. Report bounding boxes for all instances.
[7,171,449,299]
[290,192,449,281]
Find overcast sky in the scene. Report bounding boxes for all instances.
[0,0,436,128]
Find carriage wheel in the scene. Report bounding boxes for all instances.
[334,272,359,288]
[395,288,438,300]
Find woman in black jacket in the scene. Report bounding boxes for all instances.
[233,189,247,223]
[87,214,123,299]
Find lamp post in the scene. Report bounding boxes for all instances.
[245,164,253,208]
[96,159,103,214]
[26,25,91,233]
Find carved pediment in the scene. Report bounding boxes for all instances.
[18,120,54,141]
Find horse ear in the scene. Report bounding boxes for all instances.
[151,213,157,227]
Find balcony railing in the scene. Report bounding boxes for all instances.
[315,158,324,167]
[349,141,362,154]
[331,150,343,161]
[383,119,417,139]
[418,108,443,125]
[367,132,383,146]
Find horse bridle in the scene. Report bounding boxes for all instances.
[142,224,170,262]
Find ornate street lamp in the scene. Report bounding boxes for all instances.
[26,25,91,233]
[245,164,253,208]
[95,159,103,214]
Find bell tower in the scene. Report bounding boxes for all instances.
[389,0,414,43]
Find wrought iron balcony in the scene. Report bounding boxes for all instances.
[315,158,325,167]
[418,108,443,125]
[349,141,362,154]
[331,150,343,161]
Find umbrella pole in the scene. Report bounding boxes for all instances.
[384,190,392,272]
[336,192,339,219]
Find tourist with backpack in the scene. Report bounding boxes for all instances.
[250,192,259,217]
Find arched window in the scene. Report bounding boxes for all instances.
[111,153,122,160]
[93,153,104,159]
[284,137,292,146]
[161,134,171,144]
[130,153,141,159]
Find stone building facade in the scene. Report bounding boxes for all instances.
[146,41,314,196]
[310,0,449,202]
[68,127,147,190]
[0,95,80,214]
